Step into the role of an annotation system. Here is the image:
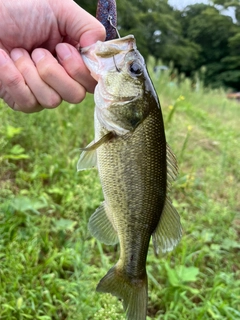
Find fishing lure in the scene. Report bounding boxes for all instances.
[96,0,119,40]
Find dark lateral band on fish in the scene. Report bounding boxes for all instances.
[96,0,118,40]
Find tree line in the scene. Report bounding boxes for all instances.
[76,0,240,91]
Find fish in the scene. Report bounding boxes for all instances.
[77,35,182,320]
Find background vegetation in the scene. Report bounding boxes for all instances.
[1,0,240,318]
[77,0,240,91]
[1,59,240,318]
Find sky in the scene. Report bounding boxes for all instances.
[168,0,235,20]
[168,0,209,10]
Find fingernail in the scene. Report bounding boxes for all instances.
[11,48,24,62]
[0,50,9,66]
[32,49,46,64]
[56,43,72,60]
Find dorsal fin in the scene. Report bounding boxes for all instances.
[152,144,182,255]
[166,143,178,190]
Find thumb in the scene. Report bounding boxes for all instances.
[54,0,106,47]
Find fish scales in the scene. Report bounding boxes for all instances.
[78,35,182,320]
[97,107,166,278]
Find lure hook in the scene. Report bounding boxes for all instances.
[108,14,121,39]
[113,55,121,72]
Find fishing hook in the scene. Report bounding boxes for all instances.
[107,14,121,39]
[113,55,121,72]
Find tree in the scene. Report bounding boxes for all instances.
[74,0,96,16]
[74,0,240,90]
[76,0,200,68]
[179,3,240,88]
[213,0,240,24]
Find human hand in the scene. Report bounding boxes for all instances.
[0,0,106,112]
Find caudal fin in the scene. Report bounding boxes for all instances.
[96,265,148,320]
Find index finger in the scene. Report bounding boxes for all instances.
[55,1,106,47]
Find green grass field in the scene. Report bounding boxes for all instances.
[1,65,240,320]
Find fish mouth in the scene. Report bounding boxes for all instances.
[81,35,136,56]
[81,35,136,81]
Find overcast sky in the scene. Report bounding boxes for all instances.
[168,0,235,19]
[168,0,209,10]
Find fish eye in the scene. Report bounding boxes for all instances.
[129,62,142,76]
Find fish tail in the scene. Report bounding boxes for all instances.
[96,265,148,320]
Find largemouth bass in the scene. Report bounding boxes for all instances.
[77,35,182,320]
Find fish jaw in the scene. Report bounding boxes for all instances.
[81,35,136,81]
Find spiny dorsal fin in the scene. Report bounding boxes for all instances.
[152,144,181,255]
[88,202,119,245]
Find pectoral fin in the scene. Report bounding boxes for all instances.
[81,132,115,151]
[77,132,115,171]
[152,197,182,255]
[88,202,119,245]
[77,140,97,171]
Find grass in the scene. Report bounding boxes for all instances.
[0,63,240,319]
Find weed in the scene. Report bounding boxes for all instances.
[0,67,240,319]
